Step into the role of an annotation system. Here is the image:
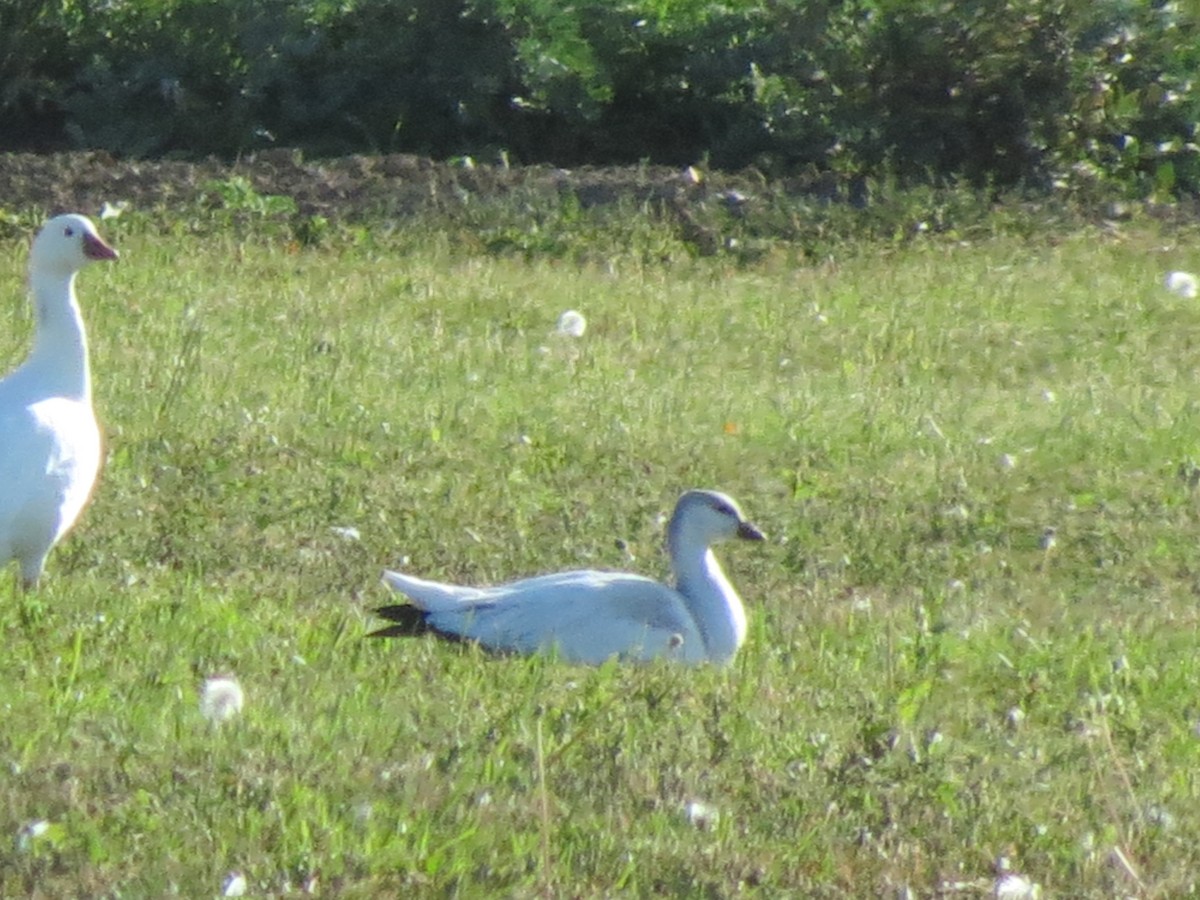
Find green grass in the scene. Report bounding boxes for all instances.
[4,207,1200,897]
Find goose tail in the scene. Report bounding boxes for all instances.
[381,568,480,609]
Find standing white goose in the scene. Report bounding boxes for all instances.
[371,489,765,665]
[0,214,118,588]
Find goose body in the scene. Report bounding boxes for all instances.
[373,490,764,665]
[0,215,117,587]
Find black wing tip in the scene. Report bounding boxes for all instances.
[368,604,431,638]
[368,604,473,645]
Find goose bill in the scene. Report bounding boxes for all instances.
[83,232,119,261]
[737,521,766,541]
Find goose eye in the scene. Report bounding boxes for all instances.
[64,227,74,237]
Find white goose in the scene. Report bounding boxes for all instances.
[371,489,765,665]
[0,214,117,588]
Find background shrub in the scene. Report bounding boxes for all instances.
[1,0,1197,196]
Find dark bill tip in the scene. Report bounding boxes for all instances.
[737,521,766,541]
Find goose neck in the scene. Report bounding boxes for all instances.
[669,533,747,663]
[27,272,91,401]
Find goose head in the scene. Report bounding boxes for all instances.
[669,489,765,548]
[30,214,118,279]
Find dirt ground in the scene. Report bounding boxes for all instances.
[7,150,1189,253]
[0,149,812,223]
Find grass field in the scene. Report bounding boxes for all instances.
[3,202,1200,897]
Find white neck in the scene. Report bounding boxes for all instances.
[19,271,91,402]
[670,535,747,664]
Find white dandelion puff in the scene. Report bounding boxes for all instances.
[994,873,1041,899]
[15,820,51,852]
[1165,271,1198,298]
[555,309,587,338]
[330,525,361,542]
[682,799,720,830]
[222,871,248,897]
[997,453,1018,471]
[201,676,245,724]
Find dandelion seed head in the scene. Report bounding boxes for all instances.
[556,309,587,338]
[201,676,245,724]
[1165,271,1198,299]
[993,873,1041,899]
[15,820,50,852]
[223,871,248,897]
[683,799,719,830]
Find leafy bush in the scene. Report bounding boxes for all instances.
[1,0,1198,196]
[0,0,78,151]
[1051,0,1200,200]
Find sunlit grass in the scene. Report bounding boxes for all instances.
[3,209,1200,895]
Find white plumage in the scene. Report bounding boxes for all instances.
[0,214,117,588]
[372,489,765,665]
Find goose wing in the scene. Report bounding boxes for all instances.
[0,399,100,578]
[379,568,708,664]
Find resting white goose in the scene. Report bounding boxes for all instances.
[0,214,117,588]
[371,489,765,665]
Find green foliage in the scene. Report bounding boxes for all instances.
[1052,0,1200,200]
[5,0,1200,195]
[203,176,299,224]
[0,0,79,150]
